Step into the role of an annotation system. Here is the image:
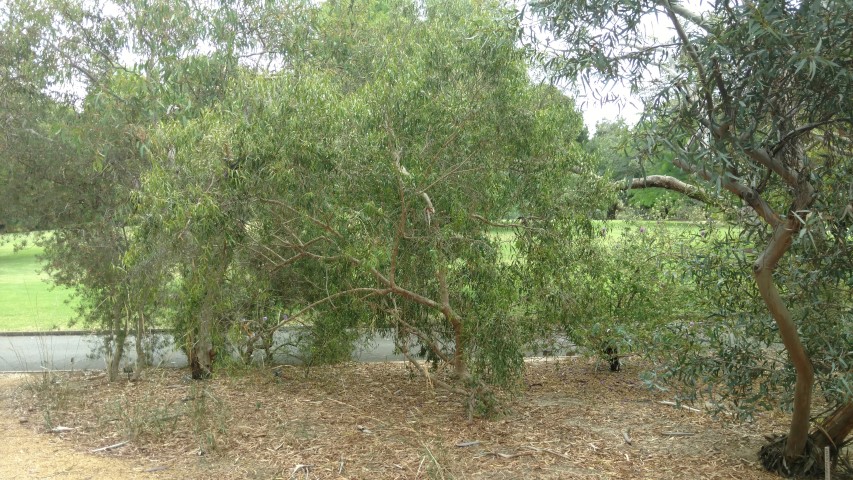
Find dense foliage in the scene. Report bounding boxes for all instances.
[1,0,615,412]
[2,1,850,469]
[533,0,853,471]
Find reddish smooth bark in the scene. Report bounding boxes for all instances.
[814,402,853,452]
[753,217,815,460]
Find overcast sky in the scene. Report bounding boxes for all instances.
[578,88,645,136]
[554,0,707,135]
[83,0,702,136]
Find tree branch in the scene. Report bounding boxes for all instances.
[619,175,714,204]
[771,117,853,157]
[271,287,391,331]
[744,147,798,187]
[659,1,712,33]
[669,155,783,226]
[260,198,344,239]
[389,298,453,367]
[469,214,525,229]
[662,0,715,119]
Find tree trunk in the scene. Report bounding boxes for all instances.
[191,302,214,379]
[813,402,853,453]
[133,309,145,381]
[437,266,468,380]
[753,218,814,460]
[107,307,128,382]
[189,239,232,380]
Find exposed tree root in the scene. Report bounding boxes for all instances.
[760,433,853,478]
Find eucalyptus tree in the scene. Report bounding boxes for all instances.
[139,0,603,411]
[532,0,853,473]
[0,0,84,232]
[0,0,255,379]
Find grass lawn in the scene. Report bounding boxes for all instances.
[0,235,78,331]
[0,221,713,332]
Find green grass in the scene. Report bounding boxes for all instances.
[0,221,714,332]
[596,219,706,234]
[0,235,78,331]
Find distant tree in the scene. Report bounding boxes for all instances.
[0,0,250,380]
[589,119,635,180]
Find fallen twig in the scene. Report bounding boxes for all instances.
[416,456,426,477]
[456,440,481,448]
[658,400,702,413]
[662,431,696,437]
[49,426,74,433]
[477,451,535,459]
[90,440,128,453]
[290,464,312,480]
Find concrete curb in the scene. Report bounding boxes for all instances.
[0,329,172,337]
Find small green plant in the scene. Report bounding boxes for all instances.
[111,398,141,440]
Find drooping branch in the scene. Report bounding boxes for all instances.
[371,267,445,314]
[270,287,392,331]
[388,298,453,367]
[619,175,715,204]
[668,155,783,226]
[771,117,853,157]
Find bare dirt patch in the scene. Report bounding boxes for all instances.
[0,375,165,479]
[2,358,790,479]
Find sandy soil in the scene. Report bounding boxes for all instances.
[0,375,171,479]
[0,358,796,479]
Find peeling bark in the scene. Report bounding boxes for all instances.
[813,402,853,453]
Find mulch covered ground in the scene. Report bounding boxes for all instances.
[6,356,793,479]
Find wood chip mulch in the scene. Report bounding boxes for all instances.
[7,357,791,479]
